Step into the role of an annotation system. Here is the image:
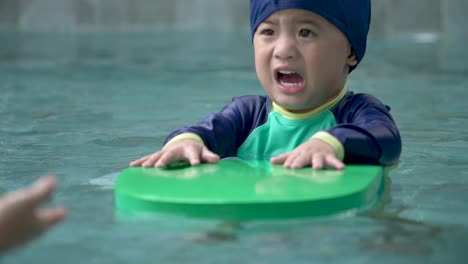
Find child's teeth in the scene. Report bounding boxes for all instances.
[279,70,295,74]
[280,80,301,87]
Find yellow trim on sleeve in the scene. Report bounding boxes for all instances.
[163,133,204,149]
[311,131,345,161]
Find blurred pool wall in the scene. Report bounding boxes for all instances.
[0,0,250,31]
[0,0,466,33]
[0,0,466,71]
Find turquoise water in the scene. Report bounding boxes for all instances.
[1,31,467,263]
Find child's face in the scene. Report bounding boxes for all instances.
[253,9,356,112]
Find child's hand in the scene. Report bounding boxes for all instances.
[0,176,67,252]
[130,139,220,168]
[271,139,345,170]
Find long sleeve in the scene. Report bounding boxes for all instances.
[163,96,270,158]
[328,92,401,165]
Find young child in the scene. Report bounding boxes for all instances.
[131,0,401,170]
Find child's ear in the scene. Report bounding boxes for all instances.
[347,49,357,67]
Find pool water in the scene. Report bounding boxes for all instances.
[0,31,467,263]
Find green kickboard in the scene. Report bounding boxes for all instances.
[115,160,384,220]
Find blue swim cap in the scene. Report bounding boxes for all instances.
[250,0,371,69]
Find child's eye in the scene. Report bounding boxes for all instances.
[299,29,315,38]
[259,28,275,36]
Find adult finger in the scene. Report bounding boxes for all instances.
[26,176,57,206]
[37,207,68,231]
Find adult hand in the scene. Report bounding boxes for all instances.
[0,176,67,252]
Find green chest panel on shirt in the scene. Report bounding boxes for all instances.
[237,110,337,160]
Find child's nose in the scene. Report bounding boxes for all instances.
[273,35,298,61]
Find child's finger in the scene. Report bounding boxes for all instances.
[270,153,289,164]
[184,148,201,166]
[286,154,309,169]
[142,152,163,167]
[130,155,150,166]
[325,155,345,170]
[154,151,178,167]
[283,152,301,168]
[201,148,220,163]
[312,154,325,169]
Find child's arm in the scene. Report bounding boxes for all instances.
[130,138,220,168]
[326,93,401,165]
[272,93,401,169]
[164,96,268,158]
[131,96,269,167]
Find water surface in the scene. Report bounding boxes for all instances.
[0,31,467,263]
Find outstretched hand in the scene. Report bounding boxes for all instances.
[130,139,220,168]
[271,138,345,170]
[0,176,67,252]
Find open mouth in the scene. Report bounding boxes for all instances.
[276,70,305,93]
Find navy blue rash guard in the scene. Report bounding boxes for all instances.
[164,91,401,166]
